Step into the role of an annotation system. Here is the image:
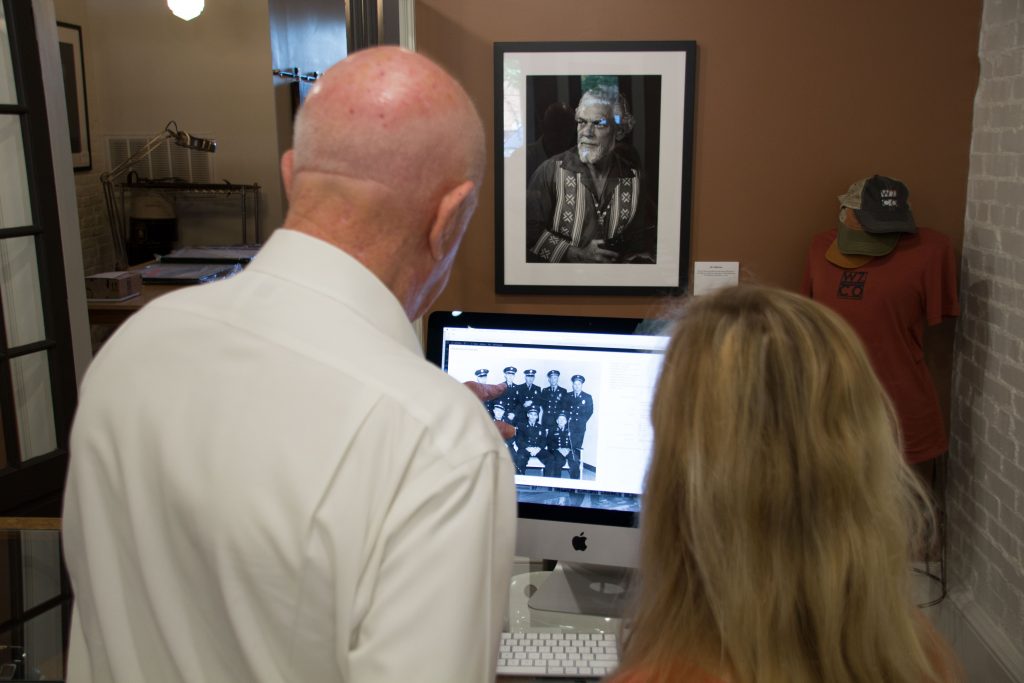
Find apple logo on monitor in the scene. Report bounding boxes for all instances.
[572,532,588,551]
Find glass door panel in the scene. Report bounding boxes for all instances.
[0,4,16,105]
[19,531,60,612]
[0,529,68,681]
[21,603,63,679]
[0,116,30,228]
[0,236,45,347]
[10,352,56,462]
[19,532,63,677]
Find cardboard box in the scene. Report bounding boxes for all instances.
[85,271,143,301]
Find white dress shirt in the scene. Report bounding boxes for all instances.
[63,229,516,682]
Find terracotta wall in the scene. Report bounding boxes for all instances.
[417,0,982,320]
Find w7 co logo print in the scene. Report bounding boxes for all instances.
[837,271,867,300]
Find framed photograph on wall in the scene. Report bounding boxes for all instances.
[494,40,697,295]
[57,22,92,172]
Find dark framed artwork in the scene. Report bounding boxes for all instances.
[494,41,697,295]
[56,22,91,171]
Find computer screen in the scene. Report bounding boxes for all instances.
[425,311,669,574]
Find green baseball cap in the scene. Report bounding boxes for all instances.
[836,222,899,256]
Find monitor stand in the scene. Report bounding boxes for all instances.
[527,561,637,618]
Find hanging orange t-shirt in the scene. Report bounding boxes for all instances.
[801,226,960,463]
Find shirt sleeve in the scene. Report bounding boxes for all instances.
[924,231,960,325]
[345,431,516,683]
[526,160,571,263]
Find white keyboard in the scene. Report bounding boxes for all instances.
[497,631,619,678]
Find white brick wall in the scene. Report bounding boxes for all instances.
[948,0,1024,664]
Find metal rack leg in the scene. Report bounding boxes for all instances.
[915,452,948,608]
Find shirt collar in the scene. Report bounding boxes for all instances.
[247,229,421,355]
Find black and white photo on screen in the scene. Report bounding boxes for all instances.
[469,360,602,480]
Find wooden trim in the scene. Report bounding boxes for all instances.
[0,516,61,530]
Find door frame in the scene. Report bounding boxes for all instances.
[0,0,90,515]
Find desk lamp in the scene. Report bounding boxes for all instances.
[100,121,216,269]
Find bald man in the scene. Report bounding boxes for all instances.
[63,48,514,683]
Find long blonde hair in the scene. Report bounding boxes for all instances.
[622,285,951,682]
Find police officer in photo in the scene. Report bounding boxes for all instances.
[540,369,567,428]
[515,369,543,428]
[564,374,594,479]
[544,411,574,478]
[500,366,519,421]
[490,400,518,462]
[476,368,501,412]
[514,405,546,475]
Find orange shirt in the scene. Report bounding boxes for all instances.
[801,227,959,463]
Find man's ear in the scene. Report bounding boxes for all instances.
[280,150,295,198]
[428,180,477,261]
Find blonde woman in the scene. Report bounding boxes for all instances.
[609,286,958,683]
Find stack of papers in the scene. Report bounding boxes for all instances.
[159,245,260,265]
[140,262,242,285]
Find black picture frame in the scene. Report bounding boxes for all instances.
[494,40,697,295]
[56,22,91,172]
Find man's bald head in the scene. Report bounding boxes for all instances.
[281,48,485,320]
[290,47,485,204]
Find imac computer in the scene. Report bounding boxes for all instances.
[425,311,669,617]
